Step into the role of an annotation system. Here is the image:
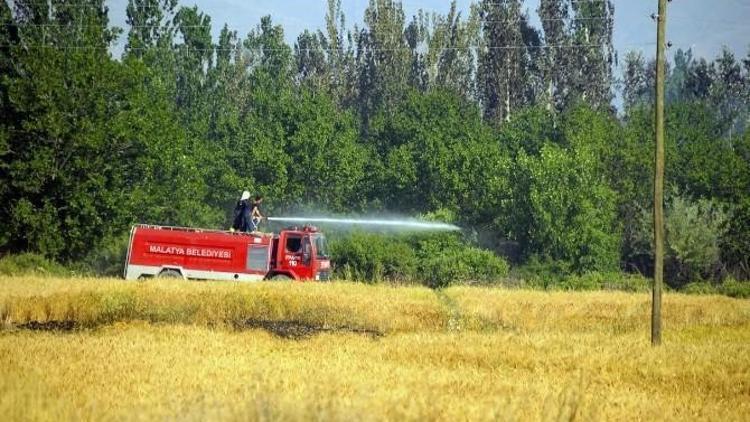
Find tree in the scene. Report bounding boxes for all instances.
[369,89,512,224]
[423,1,480,98]
[512,143,620,273]
[0,0,18,248]
[568,0,615,109]
[2,0,137,259]
[323,0,357,107]
[294,29,328,88]
[634,190,730,285]
[709,48,746,138]
[245,15,293,85]
[356,0,410,129]
[537,0,571,112]
[622,51,649,111]
[125,0,177,57]
[477,0,539,124]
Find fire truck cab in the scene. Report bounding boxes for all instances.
[124,224,331,281]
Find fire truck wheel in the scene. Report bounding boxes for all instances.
[269,273,292,281]
[158,269,183,279]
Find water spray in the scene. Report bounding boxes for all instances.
[266,216,460,231]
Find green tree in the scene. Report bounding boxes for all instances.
[369,89,511,225]
[125,0,177,57]
[477,0,539,123]
[513,144,620,272]
[2,0,133,259]
[537,0,571,112]
[634,190,730,285]
[424,1,481,99]
[357,0,410,129]
[568,0,615,109]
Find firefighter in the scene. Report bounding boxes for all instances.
[250,195,264,232]
[231,191,252,232]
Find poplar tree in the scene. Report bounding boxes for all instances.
[537,0,570,112]
[568,0,615,109]
[622,51,649,111]
[125,0,177,57]
[477,0,537,123]
[294,29,328,88]
[358,0,410,128]
[425,1,480,99]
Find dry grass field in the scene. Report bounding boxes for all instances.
[1,276,749,421]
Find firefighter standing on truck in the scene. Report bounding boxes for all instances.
[231,191,252,232]
[250,195,264,232]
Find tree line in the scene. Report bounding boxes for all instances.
[1,0,748,285]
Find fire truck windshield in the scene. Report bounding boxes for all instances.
[313,234,329,259]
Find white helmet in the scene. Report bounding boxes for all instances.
[241,191,250,201]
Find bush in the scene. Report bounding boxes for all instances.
[0,253,71,277]
[419,247,510,289]
[681,282,719,296]
[329,232,418,283]
[80,234,131,277]
[513,256,573,289]
[329,230,509,287]
[557,272,650,292]
[681,279,750,299]
[634,189,730,286]
[720,279,750,299]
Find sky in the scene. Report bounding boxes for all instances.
[106,0,750,68]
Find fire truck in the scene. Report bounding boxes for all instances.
[124,224,331,281]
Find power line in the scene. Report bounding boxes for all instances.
[1,14,615,29]
[1,42,654,52]
[481,16,611,23]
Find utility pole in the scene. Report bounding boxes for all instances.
[652,0,668,346]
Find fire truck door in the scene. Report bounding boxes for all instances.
[284,234,303,267]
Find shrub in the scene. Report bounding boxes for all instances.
[80,234,131,277]
[419,247,510,289]
[329,232,418,283]
[719,279,750,299]
[328,230,509,287]
[0,253,71,277]
[681,282,719,296]
[634,189,730,286]
[602,274,651,292]
[513,256,573,289]
[556,272,651,292]
[681,279,750,299]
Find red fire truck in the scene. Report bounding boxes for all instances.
[124,224,331,281]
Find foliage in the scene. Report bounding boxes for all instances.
[0,0,748,287]
[681,279,750,299]
[512,143,620,273]
[0,253,70,277]
[329,232,418,283]
[80,234,132,277]
[415,232,510,288]
[556,272,650,292]
[329,231,509,287]
[634,190,730,286]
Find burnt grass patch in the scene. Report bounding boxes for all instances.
[17,320,78,331]
[238,319,383,340]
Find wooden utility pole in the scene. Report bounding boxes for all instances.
[652,0,668,346]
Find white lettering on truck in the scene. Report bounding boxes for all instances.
[148,244,232,259]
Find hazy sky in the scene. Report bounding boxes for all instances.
[106,0,750,66]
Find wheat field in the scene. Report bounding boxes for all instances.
[1,277,749,421]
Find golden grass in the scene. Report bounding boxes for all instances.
[1,276,749,421]
[0,276,446,333]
